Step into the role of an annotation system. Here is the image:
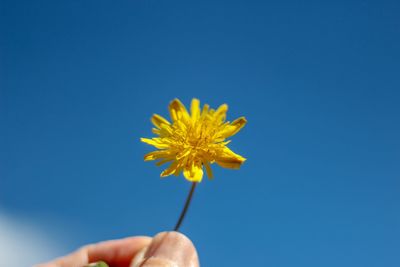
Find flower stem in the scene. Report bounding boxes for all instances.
[174,182,197,231]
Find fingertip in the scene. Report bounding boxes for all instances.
[132,231,199,267]
[87,236,152,266]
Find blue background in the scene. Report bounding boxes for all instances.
[1,0,399,266]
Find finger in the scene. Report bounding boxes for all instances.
[36,236,151,267]
[87,236,151,266]
[34,247,88,267]
[131,231,199,267]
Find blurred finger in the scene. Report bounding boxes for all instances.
[36,236,151,267]
[86,236,151,266]
[131,232,199,267]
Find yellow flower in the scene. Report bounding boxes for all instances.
[141,98,246,182]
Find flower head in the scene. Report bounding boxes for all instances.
[141,98,246,182]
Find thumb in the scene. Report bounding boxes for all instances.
[131,231,199,267]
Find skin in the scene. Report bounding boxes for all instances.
[36,231,199,267]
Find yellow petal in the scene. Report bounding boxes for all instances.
[218,117,247,138]
[183,161,204,182]
[140,138,169,149]
[215,147,246,169]
[213,104,228,123]
[152,128,160,135]
[215,157,244,169]
[176,147,191,159]
[151,114,170,129]
[216,103,228,114]
[190,98,201,121]
[201,104,210,118]
[144,150,169,161]
[173,166,184,176]
[156,158,174,166]
[169,99,190,122]
[157,125,174,137]
[161,161,179,177]
[204,161,214,179]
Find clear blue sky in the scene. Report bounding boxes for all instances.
[1,0,399,266]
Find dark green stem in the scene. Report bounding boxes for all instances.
[174,182,197,231]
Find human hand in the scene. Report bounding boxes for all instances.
[36,231,199,267]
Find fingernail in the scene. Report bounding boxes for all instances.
[131,231,198,267]
[85,261,109,267]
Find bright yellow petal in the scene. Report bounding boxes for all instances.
[156,125,174,137]
[173,165,184,176]
[169,99,190,122]
[152,128,160,135]
[218,117,247,138]
[140,138,169,149]
[213,103,228,123]
[204,161,214,179]
[201,104,210,118]
[156,158,174,166]
[151,114,170,129]
[215,147,246,169]
[144,150,171,161]
[183,161,204,182]
[176,147,191,160]
[190,98,201,121]
[215,158,244,169]
[222,146,246,160]
[161,161,179,177]
[216,104,228,114]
